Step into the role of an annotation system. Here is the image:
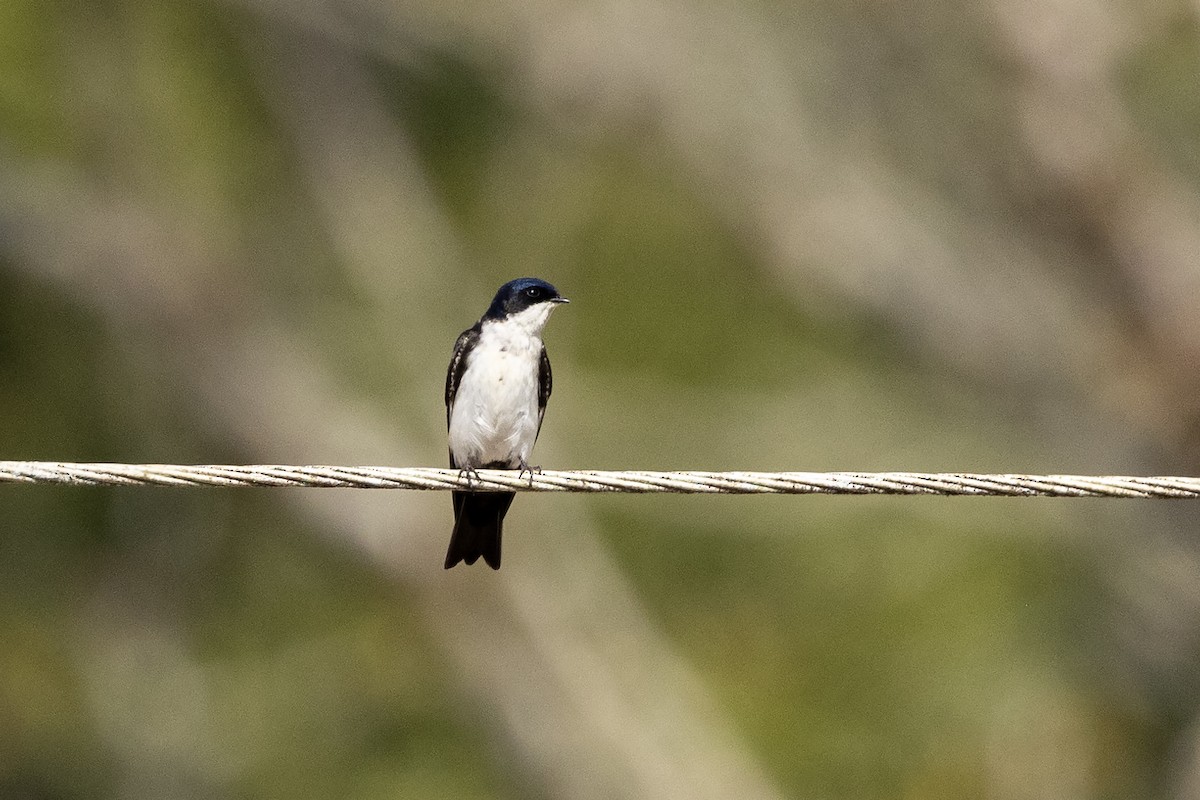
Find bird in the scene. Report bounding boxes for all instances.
[444,277,569,569]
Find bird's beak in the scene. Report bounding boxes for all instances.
[553,297,570,304]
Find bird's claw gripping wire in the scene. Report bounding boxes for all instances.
[518,460,542,488]
[457,466,482,490]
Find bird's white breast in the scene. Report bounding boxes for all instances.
[448,305,555,468]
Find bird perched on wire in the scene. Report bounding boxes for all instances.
[444,277,569,569]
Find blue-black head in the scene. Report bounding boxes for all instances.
[484,278,569,320]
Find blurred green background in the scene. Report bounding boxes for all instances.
[3,0,1200,798]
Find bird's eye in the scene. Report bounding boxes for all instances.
[525,287,542,298]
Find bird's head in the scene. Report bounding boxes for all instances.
[484,278,569,323]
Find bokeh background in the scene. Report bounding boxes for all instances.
[3,0,1200,798]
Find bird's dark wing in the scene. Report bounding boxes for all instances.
[446,323,481,469]
[445,323,481,428]
[536,345,552,438]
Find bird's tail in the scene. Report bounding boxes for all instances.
[445,491,515,569]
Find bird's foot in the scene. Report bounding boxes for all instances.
[518,460,542,488]
[457,466,482,489]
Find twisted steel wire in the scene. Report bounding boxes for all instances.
[1,462,1198,498]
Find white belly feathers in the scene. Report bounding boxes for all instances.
[447,314,545,468]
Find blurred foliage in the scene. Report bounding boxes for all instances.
[3,0,1200,799]
[1119,13,1200,183]
[0,273,522,800]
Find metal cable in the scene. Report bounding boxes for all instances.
[1,462,1198,497]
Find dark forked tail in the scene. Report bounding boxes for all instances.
[445,490,515,569]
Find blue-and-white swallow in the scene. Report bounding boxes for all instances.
[444,277,569,569]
